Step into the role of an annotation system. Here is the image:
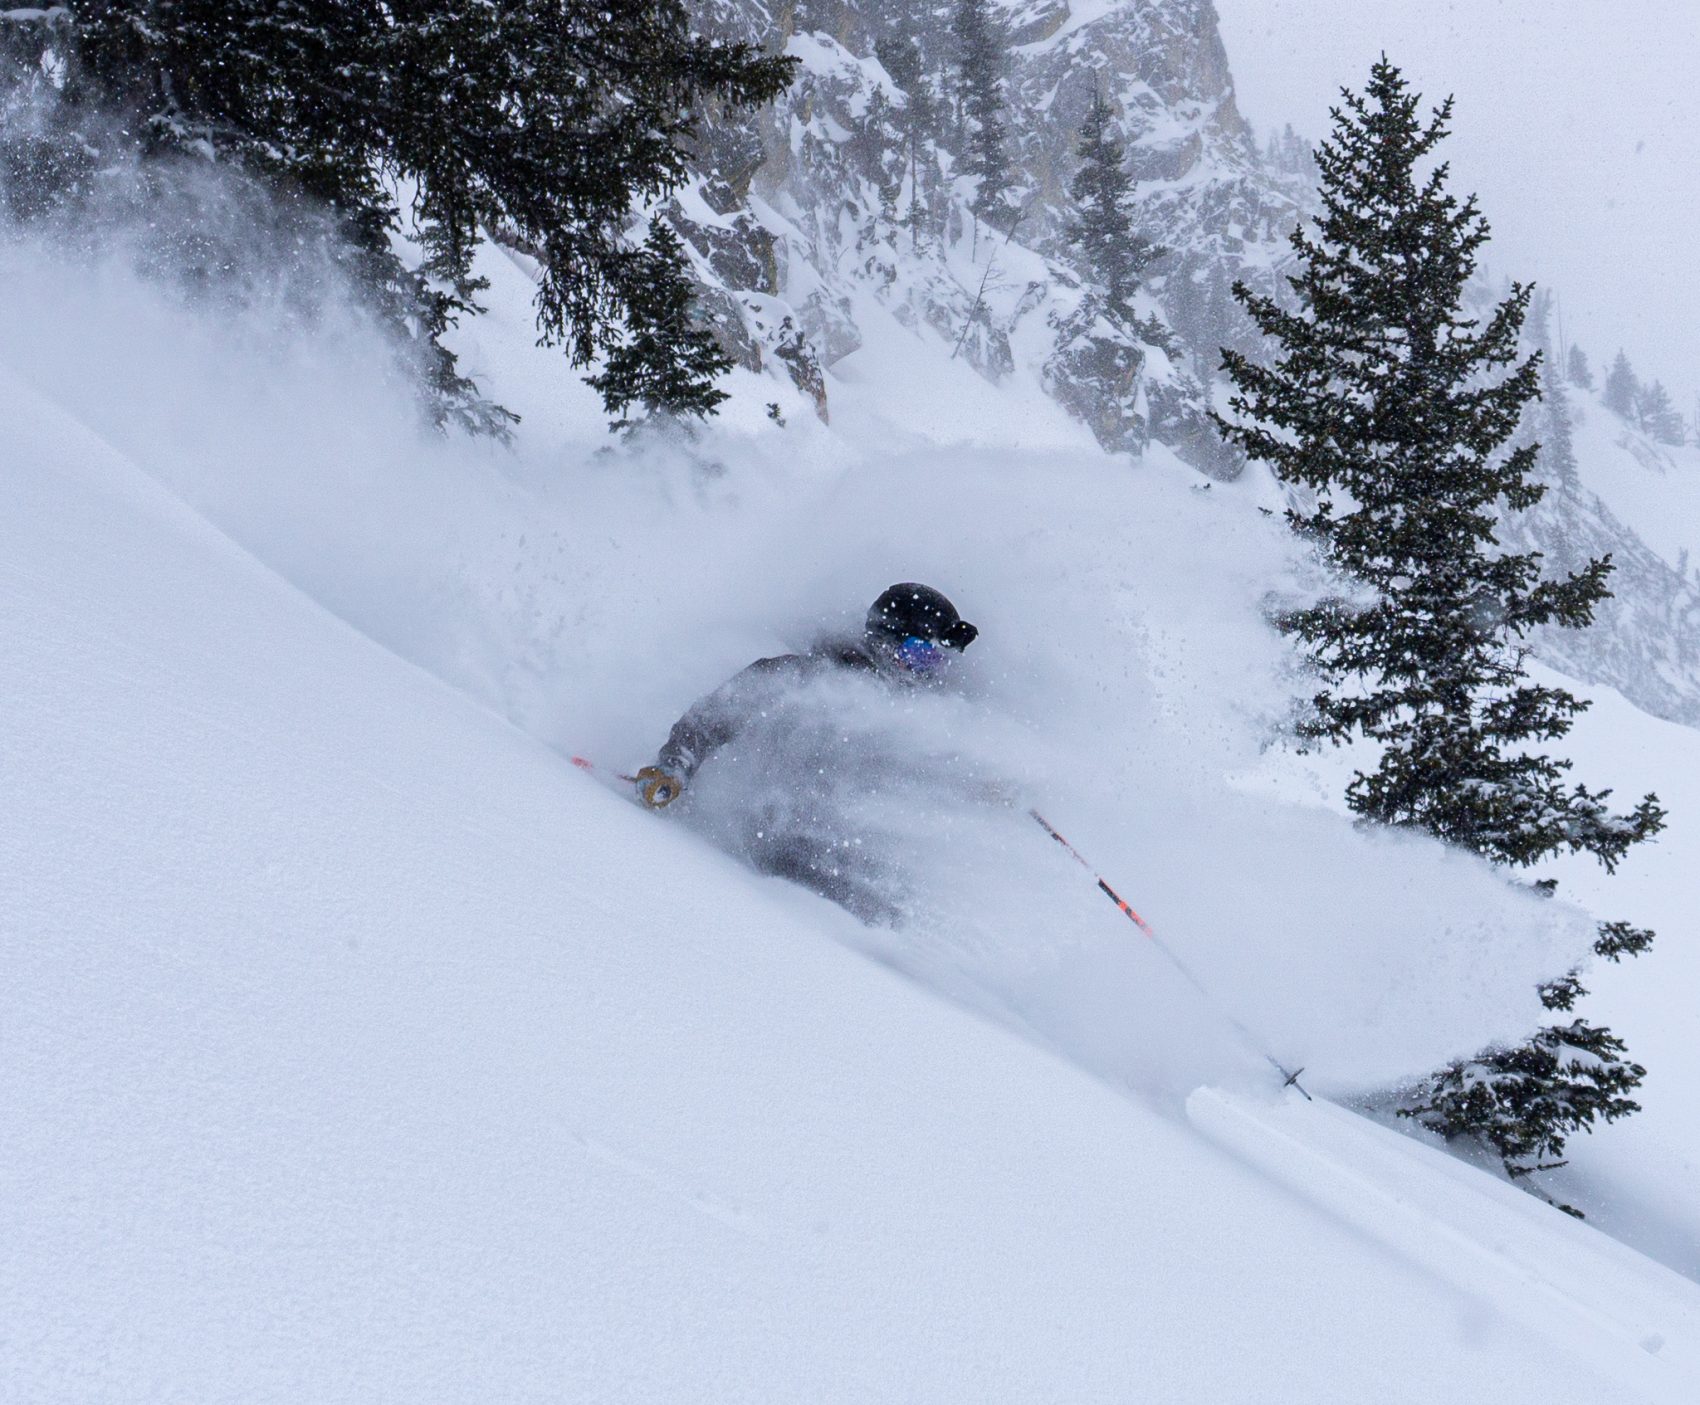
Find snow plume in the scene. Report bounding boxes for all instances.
[0,173,1592,1108]
[630,448,1598,1100]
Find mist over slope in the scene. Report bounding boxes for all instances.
[7,241,1700,1403]
[0,221,1596,1099]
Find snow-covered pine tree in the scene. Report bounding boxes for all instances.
[1066,86,1162,324]
[875,27,943,252]
[1636,380,1685,445]
[1403,916,1655,1211]
[0,1,794,431]
[951,0,1012,228]
[1264,123,1318,179]
[1604,350,1640,419]
[1543,354,1583,497]
[1214,58,1665,1197]
[585,219,732,431]
[1525,297,1583,501]
[1566,345,1595,391]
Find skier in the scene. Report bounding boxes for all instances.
[634,583,979,921]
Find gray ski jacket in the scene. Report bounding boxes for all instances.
[656,636,885,784]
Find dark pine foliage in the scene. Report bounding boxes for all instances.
[1066,86,1162,323]
[1403,918,1655,1211]
[875,26,942,252]
[586,219,730,430]
[950,0,1010,225]
[0,1,795,433]
[1214,58,1665,1198]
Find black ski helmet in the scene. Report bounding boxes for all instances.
[866,583,978,650]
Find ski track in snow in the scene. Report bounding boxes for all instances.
[1188,1091,1699,1387]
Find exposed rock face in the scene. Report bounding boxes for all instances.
[667,0,1302,461]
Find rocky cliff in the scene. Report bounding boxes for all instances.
[670,0,1306,470]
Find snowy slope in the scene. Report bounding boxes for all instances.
[1540,677,1700,1281]
[1571,398,1700,574]
[8,283,1700,1400]
[1245,650,1700,1289]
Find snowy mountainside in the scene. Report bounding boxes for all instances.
[1000,0,1307,359]
[672,0,1304,469]
[1503,344,1700,729]
[9,248,1700,1403]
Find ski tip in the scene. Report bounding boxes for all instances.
[569,755,594,771]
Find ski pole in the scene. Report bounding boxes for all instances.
[573,753,1309,1098]
[573,754,681,809]
[1028,808,1312,1101]
[569,755,637,783]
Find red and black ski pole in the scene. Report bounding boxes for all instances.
[570,755,636,783]
[1028,808,1312,1101]
[572,752,1309,1099]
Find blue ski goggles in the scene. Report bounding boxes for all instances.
[896,635,951,675]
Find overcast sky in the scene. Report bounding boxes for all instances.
[1213,0,1700,405]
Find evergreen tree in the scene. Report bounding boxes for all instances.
[1526,297,1582,499]
[1604,350,1640,418]
[862,83,905,239]
[1066,86,1161,322]
[1215,58,1665,1194]
[951,0,1011,225]
[876,27,941,252]
[0,1,795,431]
[1565,344,1594,390]
[585,219,731,431]
[1403,919,1654,1202]
[1263,123,1316,178]
[1542,355,1583,496]
[1636,379,1684,445]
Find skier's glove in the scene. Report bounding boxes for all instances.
[635,766,684,810]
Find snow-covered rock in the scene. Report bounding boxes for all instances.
[661,0,1305,473]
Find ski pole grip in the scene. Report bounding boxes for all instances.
[636,766,682,809]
